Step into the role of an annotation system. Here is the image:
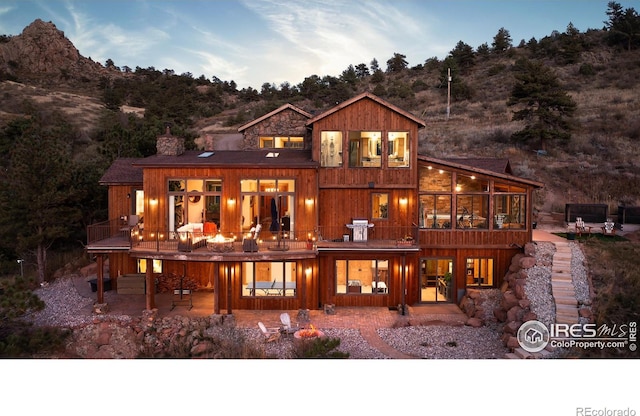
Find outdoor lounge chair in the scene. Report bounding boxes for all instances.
[279,312,298,335]
[258,321,280,342]
[575,217,591,236]
[602,219,616,236]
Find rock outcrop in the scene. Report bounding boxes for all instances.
[0,19,114,83]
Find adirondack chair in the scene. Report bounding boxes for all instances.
[575,217,591,236]
[279,312,298,335]
[601,219,616,236]
[258,321,280,342]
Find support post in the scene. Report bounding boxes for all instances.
[145,262,155,310]
[96,255,104,304]
[213,265,220,315]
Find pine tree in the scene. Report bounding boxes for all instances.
[507,58,577,150]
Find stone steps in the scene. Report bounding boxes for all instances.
[507,240,580,358]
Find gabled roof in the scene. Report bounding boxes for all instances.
[99,158,143,185]
[133,149,318,169]
[237,103,313,132]
[306,92,427,128]
[418,155,544,188]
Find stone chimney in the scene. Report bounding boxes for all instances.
[156,126,185,156]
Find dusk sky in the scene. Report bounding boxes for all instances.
[0,1,616,89]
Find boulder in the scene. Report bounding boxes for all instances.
[465,317,484,327]
[519,256,537,269]
[493,307,507,322]
[501,290,519,310]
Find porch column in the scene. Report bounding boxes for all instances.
[226,264,232,315]
[96,255,105,304]
[145,263,155,310]
[401,254,406,315]
[213,265,220,315]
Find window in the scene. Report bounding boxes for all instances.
[372,193,389,219]
[466,258,494,287]
[320,131,342,167]
[456,174,489,229]
[494,183,526,229]
[388,132,409,167]
[137,259,162,274]
[420,258,453,302]
[260,136,303,149]
[240,179,295,235]
[168,179,222,233]
[349,131,381,167]
[419,166,452,229]
[336,259,389,294]
[420,195,452,228]
[242,262,296,297]
[456,195,489,229]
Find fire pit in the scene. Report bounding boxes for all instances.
[293,324,325,340]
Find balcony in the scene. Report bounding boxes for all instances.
[87,220,419,257]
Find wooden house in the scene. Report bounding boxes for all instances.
[87,92,543,313]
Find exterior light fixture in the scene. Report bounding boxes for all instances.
[399,197,408,205]
[228,198,236,205]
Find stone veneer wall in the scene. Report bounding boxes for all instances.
[242,109,310,150]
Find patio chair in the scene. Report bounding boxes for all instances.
[601,219,616,236]
[258,321,280,342]
[575,217,591,236]
[279,312,298,335]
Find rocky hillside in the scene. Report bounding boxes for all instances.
[0,19,117,86]
[1,19,640,217]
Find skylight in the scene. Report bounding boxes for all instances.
[266,152,280,158]
[198,151,215,158]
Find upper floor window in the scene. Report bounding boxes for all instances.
[320,131,342,167]
[240,179,295,235]
[388,132,410,167]
[349,131,381,168]
[168,179,222,232]
[260,136,303,149]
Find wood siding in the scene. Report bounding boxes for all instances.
[312,98,419,188]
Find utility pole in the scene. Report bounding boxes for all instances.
[446,67,451,120]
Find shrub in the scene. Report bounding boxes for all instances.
[291,336,350,359]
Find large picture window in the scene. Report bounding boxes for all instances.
[242,262,297,297]
[320,131,342,167]
[240,179,295,236]
[168,179,222,233]
[336,259,388,294]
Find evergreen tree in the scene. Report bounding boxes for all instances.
[0,107,83,283]
[507,58,577,150]
[492,27,513,53]
[449,41,475,73]
[386,52,408,73]
[605,1,640,51]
